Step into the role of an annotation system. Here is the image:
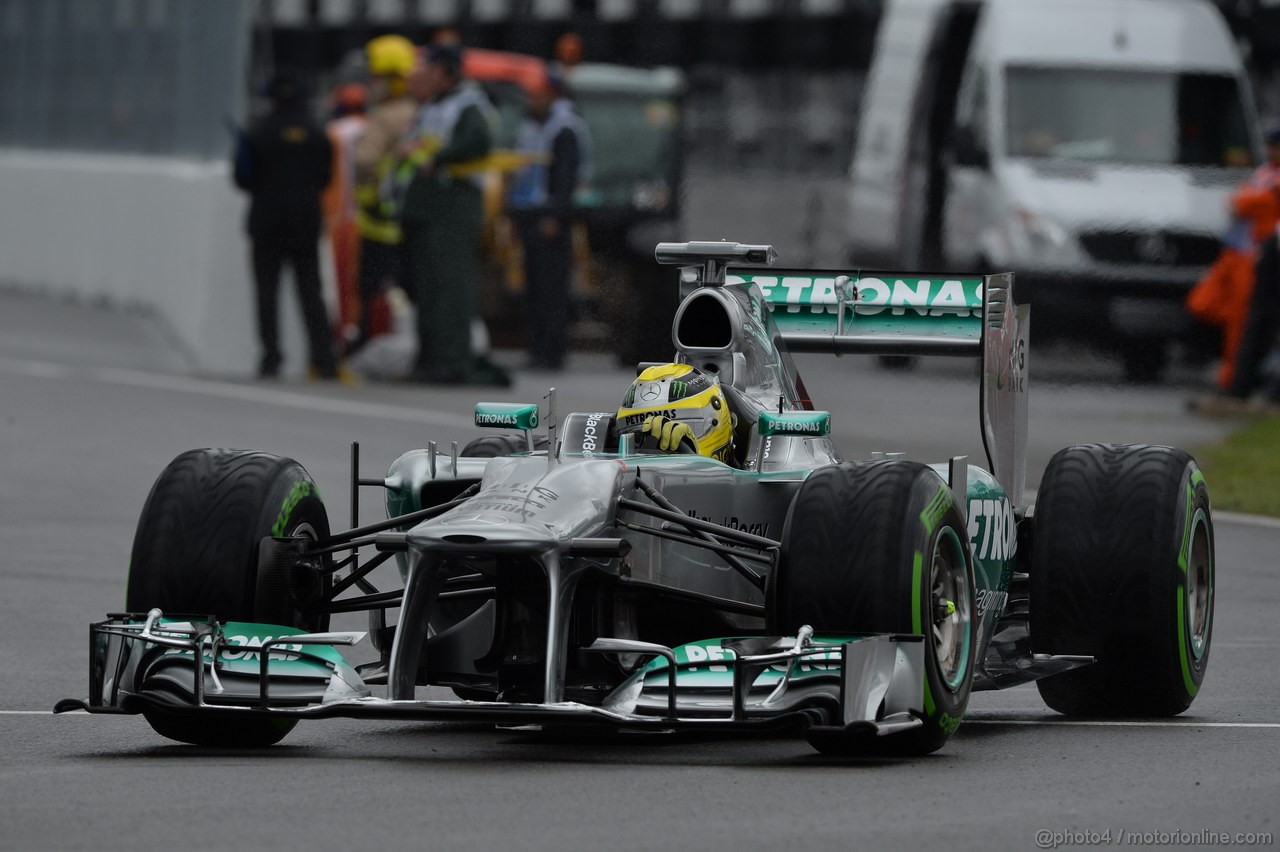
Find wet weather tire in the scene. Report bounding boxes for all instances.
[461,434,549,457]
[126,449,331,746]
[769,461,976,755]
[1030,444,1214,716]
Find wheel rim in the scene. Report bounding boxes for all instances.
[930,527,972,691]
[290,521,318,541]
[1185,508,1213,660]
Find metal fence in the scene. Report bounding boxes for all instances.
[0,0,253,158]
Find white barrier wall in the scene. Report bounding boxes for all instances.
[0,151,312,377]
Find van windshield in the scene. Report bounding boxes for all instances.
[1005,67,1254,167]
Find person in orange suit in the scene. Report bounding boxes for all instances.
[323,82,368,352]
[1187,127,1280,391]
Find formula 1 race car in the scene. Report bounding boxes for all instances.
[58,241,1216,756]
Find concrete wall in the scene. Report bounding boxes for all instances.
[0,150,312,377]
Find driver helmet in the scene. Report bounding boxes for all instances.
[616,363,734,462]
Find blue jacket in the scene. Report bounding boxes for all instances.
[507,98,591,218]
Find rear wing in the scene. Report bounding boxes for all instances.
[654,243,1028,509]
[732,270,982,356]
[735,268,1028,510]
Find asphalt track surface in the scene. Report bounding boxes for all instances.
[2,292,1278,851]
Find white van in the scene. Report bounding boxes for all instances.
[847,0,1263,380]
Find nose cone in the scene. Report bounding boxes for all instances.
[404,456,629,555]
[406,511,558,554]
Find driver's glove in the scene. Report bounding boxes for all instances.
[642,415,696,452]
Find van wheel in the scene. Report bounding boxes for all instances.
[769,461,975,755]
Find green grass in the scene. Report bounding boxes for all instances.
[1194,417,1280,517]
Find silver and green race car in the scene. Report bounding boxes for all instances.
[59,241,1215,756]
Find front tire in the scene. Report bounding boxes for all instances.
[126,449,330,746]
[769,461,976,755]
[1030,443,1214,716]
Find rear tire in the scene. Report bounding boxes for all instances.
[127,449,330,746]
[769,461,976,755]
[1030,444,1213,716]
[460,434,549,457]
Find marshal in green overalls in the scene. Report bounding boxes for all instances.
[399,44,509,386]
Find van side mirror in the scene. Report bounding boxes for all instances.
[952,126,990,169]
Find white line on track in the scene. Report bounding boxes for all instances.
[0,356,473,429]
[0,357,75,380]
[965,719,1280,728]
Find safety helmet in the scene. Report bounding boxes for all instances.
[616,364,734,462]
[366,35,416,78]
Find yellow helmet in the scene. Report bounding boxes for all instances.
[616,364,734,462]
[366,35,416,78]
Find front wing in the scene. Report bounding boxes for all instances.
[57,611,928,740]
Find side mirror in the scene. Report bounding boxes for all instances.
[754,410,832,471]
[757,410,832,438]
[952,125,990,170]
[474,402,539,431]
[475,402,540,452]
